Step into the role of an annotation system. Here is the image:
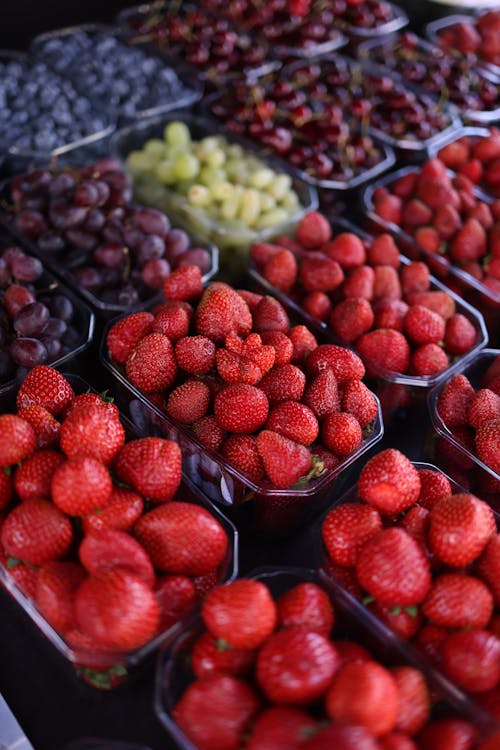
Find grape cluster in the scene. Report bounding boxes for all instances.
[33,30,195,122]
[5,159,213,309]
[0,57,109,156]
[0,244,84,379]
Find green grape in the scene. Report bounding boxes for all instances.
[255,208,290,230]
[195,136,223,160]
[174,152,200,181]
[199,166,226,188]
[187,184,212,208]
[210,181,234,202]
[280,190,300,212]
[248,167,275,190]
[127,150,157,173]
[155,160,177,185]
[143,138,167,157]
[225,158,250,184]
[259,192,276,212]
[220,185,244,220]
[203,147,226,169]
[225,143,244,159]
[164,120,191,147]
[267,174,293,200]
[175,178,197,196]
[238,188,261,227]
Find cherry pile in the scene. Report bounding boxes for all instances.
[0,244,87,379]
[358,31,500,118]
[316,0,404,33]
[433,10,500,71]
[437,128,500,199]
[2,159,213,310]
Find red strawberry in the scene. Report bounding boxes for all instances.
[296,211,331,248]
[262,248,298,292]
[51,456,112,516]
[1,555,38,599]
[325,660,399,736]
[475,417,500,473]
[155,574,197,630]
[35,560,86,633]
[202,579,277,649]
[368,599,422,640]
[252,296,290,333]
[276,582,334,637]
[358,449,421,514]
[321,412,362,457]
[477,534,500,606]
[405,290,455,320]
[1,499,73,565]
[0,469,12,511]
[75,569,160,651]
[302,724,380,750]
[373,192,402,225]
[81,487,143,535]
[79,528,155,588]
[366,234,400,268]
[134,501,227,576]
[468,389,500,428]
[257,628,340,704]
[172,674,259,750]
[260,331,294,366]
[216,349,262,385]
[106,311,154,364]
[378,733,417,750]
[0,414,36,467]
[429,493,495,567]
[322,503,382,567]
[66,393,119,420]
[342,265,375,299]
[16,366,75,416]
[195,282,252,343]
[13,449,65,502]
[214,383,269,433]
[450,218,487,263]
[16,405,61,449]
[437,374,475,427]
[193,415,226,453]
[416,719,479,750]
[417,468,452,509]
[266,401,318,446]
[222,434,264,483]
[167,380,210,423]
[113,437,181,503]
[152,302,190,342]
[306,344,365,382]
[411,343,449,376]
[288,325,318,364]
[441,629,500,693]
[423,573,493,629]
[60,403,125,465]
[246,706,318,750]
[373,265,402,301]
[256,430,313,488]
[329,298,374,343]
[303,291,332,321]
[373,299,408,331]
[404,305,445,345]
[444,313,478,355]
[341,379,378,426]
[356,528,431,606]
[438,139,469,169]
[323,232,366,269]
[250,242,284,268]
[356,329,410,375]
[303,369,340,419]
[175,335,216,375]
[300,253,344,293]
[191,630,255,679]
[401,262,430,295]
[391,666,430,736]
[476,731,500,750]
[401,198,433,230]
[162,264,203,300]
[125,333,177,393]
[258,364,306,405]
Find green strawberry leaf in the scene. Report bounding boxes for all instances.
[216,638,231,652]
[361,595,374,606]
[6,556,21,569]
[2,466,12,476]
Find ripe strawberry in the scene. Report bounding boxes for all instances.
[106,311,154,364]
[1,499,73,565]
[152,302,190,342]
[323,232,366,269]
[300,254,344,293]
[468,389,500,428]
[191,630,255,679]
[246,706,318,750]
[401,262,430,295]
[162,263,203,300]
[356,528,431,606]
[322,503,382,567]
[416,719,479,750]
[303,290,332,321]
[51,456,112,516]
[405,290,455,320]
[306,344,365,382]
[66,392,119,420]
[79,528,155,588]
[266,401,318,446]
[437,374,475,427]
[358,449,421,514]
[341,379,378,427]
[303,369,340,419]
[373,299,409,331]
[366,234,400,268]
[476,731,500,750]
[16,366,75,416]
[81,487,143,535]
[216,349,262,385]
[222,434,264,483]
[410,342,449,376]
[35,560,86,633]
[373,265,402,301]
[125,332,177,393]
[202,579,277,649]
[429,493,495,567]
[378,733,417,750]
[373,192,402,225]
[257,628,340,704]
[13,449,65,502]
[276,582,334,637]
[321,412,362,457]
[155,574,197,631]
[250,242,284,267]
[391,666,429,736]
[288,325,318,364]
[441,629,500,693]
[193,415,226,453]
[195,282,252,343]
[404,305,445,345]
[435,203,463,243]
[439,139,469,169]
[334,639,371,666]
[329,298,374,343]
[252,296,290,333]
[450,217,487,263]
[113,437,181,503]
[0,469,12,511]
[303,723,380,750]
[256,430,313,488]
[262,248,298,292]
[477,535,500,606]
[423,573,493,629]
[296,211,331,248]
[172,674,259,750]
[0,414,36,467]
[444,313,478,355]
[134,501,228,576]
[260,331,294,366]
[16,405,61,449]
[468,202,494,230]
[214,383,269,433]
[75,568,160,651]
[342,265,375,299]
[356,329,410,375]
[417,468,452,509]
[259,364,306,405]
[175,335,216,375]
[60,402,125,465]
[475,417,500,473]
[413,226,441,254]
[368,599,422,640]
[167,380,210,423]
[401,198,433,230]
[325,660,399,736]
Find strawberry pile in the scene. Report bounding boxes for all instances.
[168,573,496,750]
[251,211,481,379]
[434,352,500,490]
[437,128,500,199]
[434,10,500,70]
[321,448,500,716]
[0,366,231,685]
[371,158,500,302]
[106,266,380,492]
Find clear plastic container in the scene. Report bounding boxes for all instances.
[29,24,202,124]
[426,12,500,78]
[0,374,238,689]
[155,565,498,750]
[329,0,409,39]
[63,741,152,750]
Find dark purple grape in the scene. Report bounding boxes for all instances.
[0,258,9,286]
[0,323,8,347]
[49,201,88,230]
[13,302,50,336]
[95,157,123,174]
[0,350,16,381]
[102,220,124,244]
[93,242,127,269]
[93,180,111,207]
[74,181,100,207]
[47,294,74,321]
[135,234,165,265]
[164,228,190,260]
[10,338,48,367]
[133,207,170,237]
[4,284,36,317]
[141,258,171,289]
[117,285,140,306]
[38,232,66,253]
[72,266,102,291]
[123,227,146,250]
[62,326,80,347]
[39,335,63,359]
[10,254,44,282]
[65,228,98,252]
[99,267,124,288]
[14,210,48,239]
[175,247,212,274]
[83,209,106,233]
[42,317,68,338]
[48,173,76,197]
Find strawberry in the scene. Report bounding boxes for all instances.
[423,573,493,629]
[417,468,452,509]
[405,290,455,320]
[222,434,264,483]
[0,469,12,511]
[302,724,380,750]
[475,417,500,473]
[1,499,73,565]
[300,254,344,293]
[175,335,216,375]
[125,332,177,393]
[113,437,181,503]
[246,706,318,750]
[404,305,445,345]
[66,393,119,420]
[306,344,365,382]
[342,265,375,299]
[411,343,449,376]
[214,383,269,433]
[334,640,371,666]
[13,449,64,502]
[303,369,340,419]
[260,331,294,366]
[325,660,399,736]
[237,288,263,311]
[256,628,340,704]
[322,503,382,567]
[391,666,429,736]
[262,248,298,292]
[276,582,334,637]
[434,203,462,240]
[191,630,255,679]
[167,380,210,423]
[416,719,479,750]
[476,731,500,750]
[81,487,143,535]
[450,218,487,263]
[468,202,493,230]
[329,298,374,343]
[155,575,197,631]
[358,449,421,514]
[323,232,366,269]
[16,405,60,449]
[373,192,402,225]
[134,501,227,576]
[378,734,417,750]
[413,226,441,254]
[162,263,203,301]
[152,302,190,342]
[356,528,431,607]
[477,535,500,606]
[373,265,402,301]
[51,456,112,516]
[341,380,378,427]
[401,262,430,295]
[356,329,410,375]
[366,234,400,268]
[401,198,433,230]
[172,674,259,750]
[35,560,86,633]
[202,579,277,649]
[195,282,252,343]
[437,374,475,427]
[252,296,290,333]
[439,139,469,169]
[259,364,306,405]
[266,401,318,446]
[216,349,262,385]
[75,568,160,651]
[250,242,284,267]
[368,600,422,640]
[79,528,155,588]
[106,311,154,364]
[16,366,75,416]
[288,325,318,364]
[256,430,313,488]
[296,211,331,248]
[467,389,500,428]
[441,629,500,693]
[193,415,226,453]
[0,414,36,467]
[60,402,125,465]
[303,291,332,321]
[444,313,477,356]
[428,493,495,567]
[321,412,362,457]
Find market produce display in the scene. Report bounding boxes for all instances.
[436,127,500,199]
[427,9,500,72]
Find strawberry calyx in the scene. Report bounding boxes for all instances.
[2,466,12,476]
[78,664,127,690]
[390,605,419,618]
[6,556,21,568]
[216,638,232,652]
[292,455,326,488]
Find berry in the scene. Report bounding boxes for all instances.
[221,434,264,483]
[296,212,331,248]
[79,529,156,588]
[437,374,475,428]
[175,335,216,375]
[13,449,65,502]
[0,414,36,467]
[256,430,313,488]
[16,366,75,415]
[422,573,494,629]
[35,560,86,634]
[113,437,181,503]
[276,582,334,637]
[195,282,252,343]
[321,412,362,457]
[266,401,319,446]
[246,706,318,750]
[125,332,177,393]
[214,384,269,433]
[306,344,365,382]
[1,499,73,565]
[167,380,210,423]
[51,456,112,516]
[60,403,125,465]
[191,631,255,680]
[106,312,154,364]
[358,449,421,514]
[441,629,500,693]
[356,329,410,375]
[429,493,495,567]
[322,503,382,567]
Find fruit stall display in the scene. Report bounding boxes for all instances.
[0,2,500,749]
[425,9,500,76]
